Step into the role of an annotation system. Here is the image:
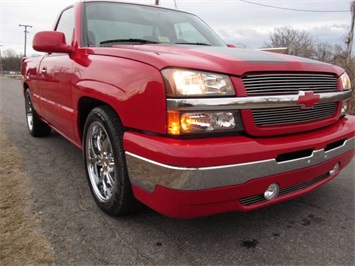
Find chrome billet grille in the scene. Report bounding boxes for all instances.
[253,103,337,127]
[243,73,337,96]
[240,173,329,206]
[242,73,338,127]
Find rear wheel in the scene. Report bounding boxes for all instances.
[83,106,141,216]
[24,89,51,137]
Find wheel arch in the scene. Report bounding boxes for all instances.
[77,97,123,142]
[23,82,30,94]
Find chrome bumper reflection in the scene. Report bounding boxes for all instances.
[125,137,355,192]
[167,90,352,111]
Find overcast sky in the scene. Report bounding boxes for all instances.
[0,0,354,56]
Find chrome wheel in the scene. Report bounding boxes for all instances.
[24,88,51,137]
[85,121,116,203]
[25,91,34,131]
[83,106,142,216]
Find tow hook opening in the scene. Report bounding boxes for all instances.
[276,149,313,162]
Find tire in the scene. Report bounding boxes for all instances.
[83,106,141,216]
[24,89,51,137]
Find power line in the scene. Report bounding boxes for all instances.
[240,0,350,13]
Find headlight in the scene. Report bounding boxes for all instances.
[168,110,243,135]
[340,72,352,90]
[162,69,235,97]
[340,72,351,116]
[181,112,236,133]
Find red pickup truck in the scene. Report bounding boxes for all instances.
[21,1,355,218]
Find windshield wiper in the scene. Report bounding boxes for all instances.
[174,42,211,46]
[100,38,160,46]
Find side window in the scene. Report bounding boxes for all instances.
[174,23,210,44]
[56,7,74,44]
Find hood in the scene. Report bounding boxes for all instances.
[87,45,344,77]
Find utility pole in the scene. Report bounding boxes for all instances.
[346,1,355,64]
[155,0,159,5]
[0,43,3,75]
[19,24,32,57]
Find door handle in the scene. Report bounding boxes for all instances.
[41,68,47,74]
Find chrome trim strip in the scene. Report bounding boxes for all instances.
[167,90,352,111]
[125,137,355,192]
[126,152,274,171]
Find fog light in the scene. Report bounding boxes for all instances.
[264,183,279,200]
[329,163,340,176]
[340,101,348,116]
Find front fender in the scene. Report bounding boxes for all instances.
[73,56,167,135]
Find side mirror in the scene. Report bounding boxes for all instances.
[33,31,72,53]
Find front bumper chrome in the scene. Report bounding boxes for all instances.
[126,137,355,192]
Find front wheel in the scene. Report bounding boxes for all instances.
[83,106,141,216]
[24,89,51,137]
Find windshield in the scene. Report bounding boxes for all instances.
[84,2,226,47]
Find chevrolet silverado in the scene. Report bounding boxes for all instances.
[21,0,355,218]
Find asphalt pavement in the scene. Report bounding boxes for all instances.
[0,76,354,265]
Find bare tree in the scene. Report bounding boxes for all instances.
[263,26,317,59]
[313,42,334,63]
[1,49,22,72]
